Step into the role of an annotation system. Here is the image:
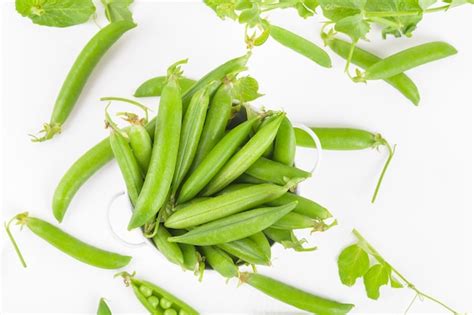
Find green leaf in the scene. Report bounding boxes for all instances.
[418,0,437,9]
[319,0,366,21]
[233,76,263,102]
[363,264,390,299]
[334,13,370,41]
[295,0,319,18]
[337,244,370,286]
[238,5,260,26]
[390,273,404,288]
[102,0,134,23]
[204,0,238,20]
[16,0,96,27]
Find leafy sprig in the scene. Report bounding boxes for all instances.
[338,229,460,314]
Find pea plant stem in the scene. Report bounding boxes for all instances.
[261,0,299,12]
[371,142,396,203]
[4,218,27,268]
[352,229,459,314]
[364,5,450,18]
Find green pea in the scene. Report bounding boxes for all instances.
[249,232,271,263]
[139,285,153,297]
[128,124,152,174]
[273,116,296,166]
[147,296,160,309]
[218,238,270,266]
[272,212,331,231]
[201,246,239,278]
[268,192,332,220]
[160,298,172,309]
[153,224,185,266]
[245,157,311,186]
[164,309,177,315]
[179,310,188,315]
[294,127,384,150]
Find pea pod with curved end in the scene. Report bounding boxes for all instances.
[52,54,251,222]
[32,21,137,142]
[269,24,332,68]
[97,298,112,315]
[255,115,275,158]
[177,115,261,204]
[134,76,197,97]
[191,80,235,171]
[109,131,143,205]
[240,272,354,315]
[5,213,131,269]
[362,41,457,81]
[116,272,199,315]
[268,192,332,220]
[171,229,200,272]
[245,157,311,186]
[217,238,270,266]
[127,124,152,174]
[202,113,285,196]
[271,212,336,232]
[171,87,211,198]
[128,61,185,230]
[201,246,239,278]
[264,228,316,252]
[153,224,185,267]
[273,117,296,166]
[167,180,302,229]
[325,36,420,105]
[249,232,271,263]
[168,202,297,246]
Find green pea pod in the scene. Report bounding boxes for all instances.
[168,202,297,246]
[127,125,152,174]
[5,213,131,269]
[326,37,420,105]
[201,246,239,278]
[171,88,211,197]
[33,21,136,142]
[294,127,383,150]
[245,157,311,186]
[254,115,275,158]
[272,212,333,232]
[109,131,143,206]
[218,237,270,266]
[97,298,112,315]
[240,272,354,315]
[178,116,261,204]
[172,230,199,271]
[52,54,250,222]
[128,61,184,230]
[134,77,196,97]
[269,24,331,68]
[191,81,234,171]
[167,180,301,229]
[202,113,285,196]
[131,284,160,315]
[264,228,316,252]
[268,192,332,220]
[363,41,457,80]
[249,232,271,263]
[273,117,296,166]
[153,224,184,267]
[234,173,267,184]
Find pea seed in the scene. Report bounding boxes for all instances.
[164,309,177,315]
[139,285,153,297]
[147,296,160,309]
[160,298,172,309]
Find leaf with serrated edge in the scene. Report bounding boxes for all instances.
[338,244,370,286]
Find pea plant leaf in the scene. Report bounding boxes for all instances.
[363,264,390,299]
[318,0,367,21]
[295,0,319,18]
[337,244,370,286]
[418,0,437,9]
[204,0,238,20]
[102,0,134,23]
[233,76,263,102]
[390,273,404,288]
[334,13,370,41]
[16,0,96,27]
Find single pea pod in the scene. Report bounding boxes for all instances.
[201,246,239,278]
[97,298,112,315]
[127,124,152,174]
[191,80,234,171]
[128,61,184,230]
[117,272,199,315]
[264,228,316,252]
[52,54,250,222]
[172,229,200,272]
[240,272,354,315]
[269,24,331,68]
[235,173,267,184]
[134,76,196,97]
[249,232,271,263]
[167,180,301,229]
[202,113,285,196]
[273,117,296,166]
[268,192,332,220]
[168,202,297,246]
[326,36,420,105]
[245,157,311,186]
[33,21,136,142]
[217,238,270,266]
[257,115,275,158]
[171,87,211,197]
[271,212,334,232]
[177,116,261,204]
[109,131,143,205]
[5,213,131,269]
[153,224,185,267]
[363,41,457,80]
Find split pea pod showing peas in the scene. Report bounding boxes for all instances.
[245,157,311,186]
[202,112,285,196]
[177,115,261,204]
[190,80,235,171]
[325,36,420,105]
[117,272,198,315]
[168,202,297,246]
[33,21,136,142]
[52,54,250,222]
[134,76,196,97]
[218,237,270,266]
[273,116,296,166]
[363,41,457,81]
[201,246,239,278]
[240,273,354,315]
[167,180,301,229]
[128,61,185,230]
[5,213,131,269]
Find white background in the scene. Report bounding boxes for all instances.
[0,1,472,314]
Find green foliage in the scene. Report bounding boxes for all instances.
[233,76,263,102]
[363,264,390,299]
[16,0,96,27]
[102,0,134,23]
[337,244,370,286]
